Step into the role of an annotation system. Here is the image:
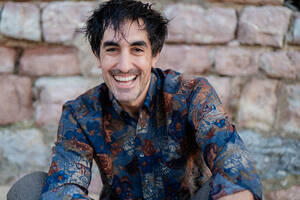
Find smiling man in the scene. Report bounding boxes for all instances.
[99,19,158,119]
[40,0,262,199]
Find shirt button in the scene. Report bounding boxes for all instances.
[140,152,144,157]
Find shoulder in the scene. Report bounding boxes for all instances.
[157,68,210,96]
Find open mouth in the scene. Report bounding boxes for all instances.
[109,69,141,87]
[113,75,137,82]
[112,74,139,88]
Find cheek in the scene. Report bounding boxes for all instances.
[137,58,153,72]
[100,55,117,69]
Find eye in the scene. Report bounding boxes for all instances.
[133,47,144,53]
[106,48,117,52]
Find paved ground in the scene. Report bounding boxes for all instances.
[0,185,10,200]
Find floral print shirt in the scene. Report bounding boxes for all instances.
[41,68,262,200]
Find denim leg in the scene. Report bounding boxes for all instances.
[7,171,47,200]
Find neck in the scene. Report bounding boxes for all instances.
[120,79,150,119]
[121,102,142,119]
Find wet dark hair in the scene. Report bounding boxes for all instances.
[81,0,169,58]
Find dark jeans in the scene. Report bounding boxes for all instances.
[7,171,47,200]
[7,171,210,200]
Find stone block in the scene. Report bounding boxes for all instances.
[265,186,300,200]
[19,46,80,76]
[229,77,250,122]
[0,128,50,184]
[260,51,297,79]
[288,51,300,80]
[88,165,102,199]
[276,84,300,138]
[238,6,292,47]
[239,130,300,181]
[215,47,260,76]
[0,2,41,41]
[34,77,100,126]
[206,76,231,106]
[35,103,63,127]
[42,2,95,43]
[157,45,212,74]
[0,46,16,74]
[291,13,300,45]
[72,34,101,77]
[213,0,283,5]
[164,4,237,44]
[237,79,278,131]
[206,76,232,117]
[0,75,32,125]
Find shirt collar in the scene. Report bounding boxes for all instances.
[143,70,158,111]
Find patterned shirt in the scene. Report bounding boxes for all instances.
[41,68,262,200]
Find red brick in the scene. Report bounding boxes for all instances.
[19,46,80,76]
[238,6,292,47]
[164,4,237,44]
[42,2,95,43]
[237,79,279,131]
[215,47,260,76]
[260,51,297,79]
[0,2,41,41]
[0,46,16,74]
[0,75,32,125]
[157,45,212,74]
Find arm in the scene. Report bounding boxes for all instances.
[40,102,94,200]
[188,78,262,200]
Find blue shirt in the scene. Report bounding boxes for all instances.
[41,68,262,200]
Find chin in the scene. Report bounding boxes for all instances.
[115,94,138,103]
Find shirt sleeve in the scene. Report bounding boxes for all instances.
[188,78,262,200]
[40,102,94,200]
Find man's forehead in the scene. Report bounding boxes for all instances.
[102,19,148,44]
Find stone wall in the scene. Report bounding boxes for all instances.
[0,0,299,199]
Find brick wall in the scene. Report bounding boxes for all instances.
[0,0,299,199]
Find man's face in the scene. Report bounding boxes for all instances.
[99,19,159,107]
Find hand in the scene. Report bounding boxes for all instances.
[218,190,254,200]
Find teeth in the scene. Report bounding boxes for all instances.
[114,75,136,82]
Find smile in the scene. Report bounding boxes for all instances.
[113,75,137,82]
[112,74,139,88]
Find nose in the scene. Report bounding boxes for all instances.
[118,50,132,73]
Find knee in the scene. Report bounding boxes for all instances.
[7,171,47,200]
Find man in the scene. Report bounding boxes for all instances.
[40,0,262,199]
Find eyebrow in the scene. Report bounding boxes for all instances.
[103,41,119,48]
[131,41,148,47]
[102,40,148,48]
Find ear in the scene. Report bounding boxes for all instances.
[97,57,102,69]
[151,53,160,68]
